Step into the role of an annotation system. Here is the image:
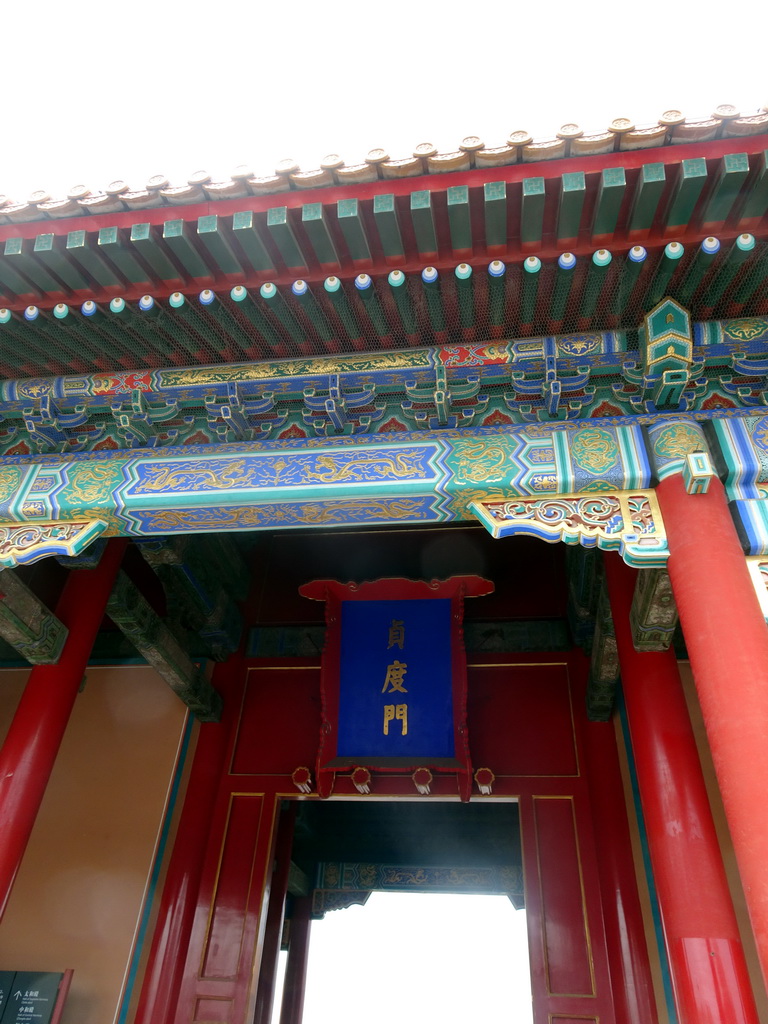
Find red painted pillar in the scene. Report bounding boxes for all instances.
[253,804,298,1024]
[278,896,313,1024]
[582,710,657,1024]
[605,553,760,1023]
[133,658,240,1024]
[657,473,768,991]
[0,538,127,921]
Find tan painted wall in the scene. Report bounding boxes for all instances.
[0,666,191,1024]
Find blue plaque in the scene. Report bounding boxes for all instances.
[337,598,454,759]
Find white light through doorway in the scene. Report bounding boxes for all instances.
[276,891,532,1024]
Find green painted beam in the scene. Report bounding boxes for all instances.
[372,194,405,260]
[557,171,586,243]
[33,234,91,292]
[578,249,612,320]
[520,177,546,247]
[0,244,41,299]
[454,263,474,328]
[664,158,708,234]
[613,245,647,314]
[701,152,750,228]
[592,166,626,240]
[387,270,417,335]
[231,211,276,274]
[420,266,445,333]
[51,303,105,364]
[163,220,212,281]
[447,185,472,255]
[130,223,183,284]
[484,181,507,250]
[487,260,506,327]
[740,151,768,225]
[22,306,85,367]
[197,215,244,276]
[702,233,756,308]
[138,295,195,359]
[80,300,144,364]
[550,252,576,321]
[646,241,685,307]
[229,285,282,350]
[107,296,152,358]
[627,163,666,237]
[4,238,65,295]
[410,190,438,258]
[301,203,340,268]
[324,276,363,344]
[198,289,252,353]
[66,229,123,289]
[98,227,153,287]
[355,273,389,337]
[291,279,333,342]
[0,310,40,370]
[677,236,720,304]
[260,282,306,344]
[520,255,541,324]
[336,199,371,262]
[266,207,307,271]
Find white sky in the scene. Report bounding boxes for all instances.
[277,892,532,1024]
[1,0,766,201]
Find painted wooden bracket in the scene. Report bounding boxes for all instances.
[0,568,68,663]
[586,578,619,721]
[630,568,678,650]
[0,519,108,569]
[106,569,222,722]
[137,535,245,661]
[471,490,668,568]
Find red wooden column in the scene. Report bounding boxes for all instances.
[581,710,657,1024]
[278,896,313,1024]
[0,538,127,920]
[134,657,242,1024]
[605,553,760,1023]
[253,804,298,1024]
[657,472,768,991]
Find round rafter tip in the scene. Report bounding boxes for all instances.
[320,154,345,170]
[712,104,740,120]
[231,165,254,181]
[507,129,533,146]
[658,110,685,126]
[609,118,635,134]
[274,158,300,176]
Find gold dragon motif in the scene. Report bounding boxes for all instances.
[452,440,511,484]
[303,452,428,483]
[0,466,23,503]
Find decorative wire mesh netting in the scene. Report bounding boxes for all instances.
[0,237,766,382]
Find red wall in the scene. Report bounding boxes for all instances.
[136,647,648,1024]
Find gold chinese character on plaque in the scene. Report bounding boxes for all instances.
[381,660,408,693]
[387,619,405,650]
[383,703,408,736]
